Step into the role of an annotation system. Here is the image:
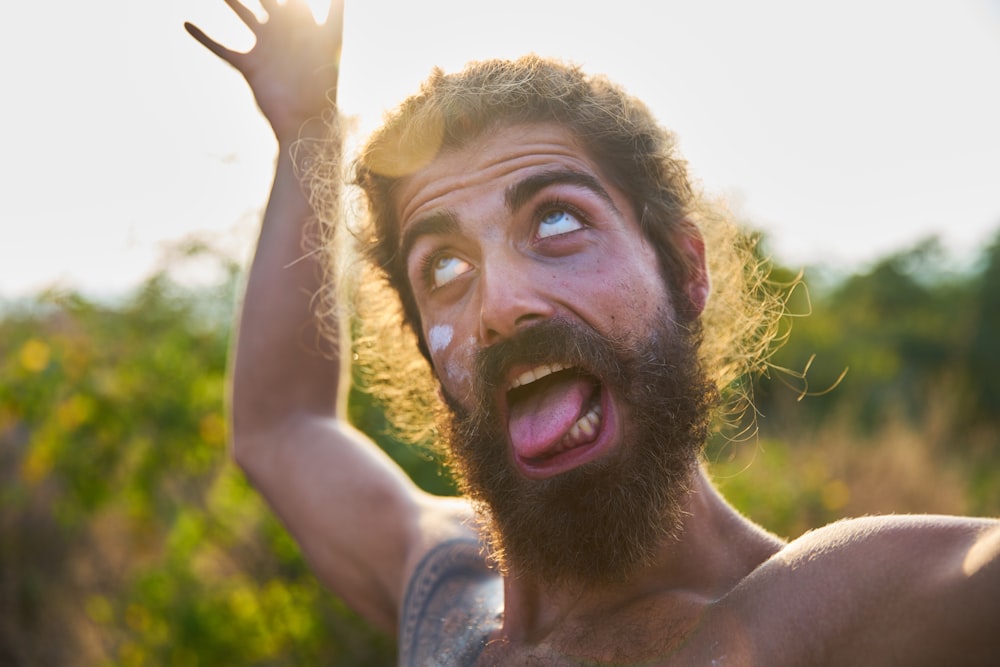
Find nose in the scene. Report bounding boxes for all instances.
[478,259,555,345]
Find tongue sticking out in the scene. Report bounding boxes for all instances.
[507,373,596,460]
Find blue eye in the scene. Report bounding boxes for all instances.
[538,209,584,239]
[430,254,473,288]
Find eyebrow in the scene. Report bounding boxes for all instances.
[399,210,461,267]
[504,168,619,215]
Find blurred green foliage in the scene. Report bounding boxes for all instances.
[0,249,394,666]
[1,232,998,664]
[710,232,1000,529]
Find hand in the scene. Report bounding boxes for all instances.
[185,0,344,144]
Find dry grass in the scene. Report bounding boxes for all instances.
[707,412,990,540]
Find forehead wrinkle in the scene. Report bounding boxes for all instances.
[504,168,621,216]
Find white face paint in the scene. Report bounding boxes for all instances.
[427,322,476,405]
[444,336,478,404]
[427,324,454,355]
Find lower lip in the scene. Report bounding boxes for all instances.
[512,388,616,480]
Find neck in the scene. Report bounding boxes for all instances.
[496,466,783,645]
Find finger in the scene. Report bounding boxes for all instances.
[258,0,280,19]
[184,22,244,69]
[222,0,261,31]
[282,0,313,15]
[324,0,344,32]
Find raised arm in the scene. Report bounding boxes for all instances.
[186,0,471,635]
[185,0,345,433]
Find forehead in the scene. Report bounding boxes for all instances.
[393,123,611,230]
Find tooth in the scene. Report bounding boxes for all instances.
[567,421,582,442]
[563,404,602,446]
[509,363,568,389]
[511,368,536,389]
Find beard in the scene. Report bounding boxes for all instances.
[439,316,718,587]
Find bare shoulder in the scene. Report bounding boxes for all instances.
[725,514,1000,665]
[785,513,999,553]
[778,514,1000,611]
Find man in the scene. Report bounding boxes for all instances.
[187,1,999,664]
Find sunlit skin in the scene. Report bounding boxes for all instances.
[397,123,684,478]
[187,1,1000,664]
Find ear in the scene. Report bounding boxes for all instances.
[675,220,710,318]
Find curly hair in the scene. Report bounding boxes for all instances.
[307,55,785,445]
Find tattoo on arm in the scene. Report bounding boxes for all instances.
[399,539,503,666]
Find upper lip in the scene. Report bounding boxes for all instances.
[507,362,571,391]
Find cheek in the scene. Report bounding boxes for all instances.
[594,250,672,331]
[445,348,475,401]
[428,327,478,404]
[626,242,671,301]
[629,272,671,313]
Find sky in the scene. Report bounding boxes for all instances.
[2,0,999,298]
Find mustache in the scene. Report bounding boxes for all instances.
[470,318,630,398]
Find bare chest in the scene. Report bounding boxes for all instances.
[398,543,731,666]
[472,600,733,667]
[396,541,912,666]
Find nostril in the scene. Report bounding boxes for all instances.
[482,312,547,345]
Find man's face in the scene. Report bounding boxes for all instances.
[395,123,714,582]
[397,123,676,471]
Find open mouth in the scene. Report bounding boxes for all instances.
[504,363,611,478]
